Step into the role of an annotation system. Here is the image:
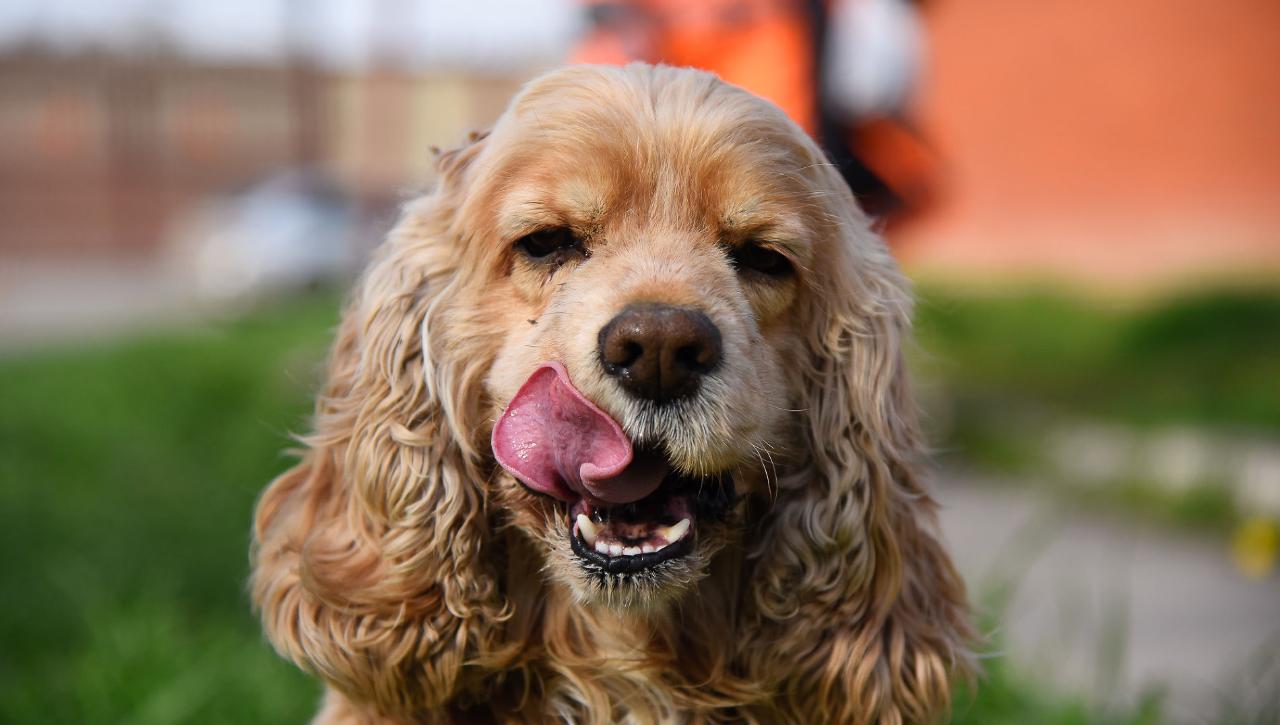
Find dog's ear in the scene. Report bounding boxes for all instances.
[432,129,490,180]
[744,161,974,724]
[251,132,512,718]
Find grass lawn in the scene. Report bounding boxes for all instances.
[0,295,335,723]
[6,286,1252,723]
[913,284,1280,434]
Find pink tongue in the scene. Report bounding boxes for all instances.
[491,362,669,505]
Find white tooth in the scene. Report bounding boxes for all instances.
[666,519,691,542]
[595,540,610,555]
[576,514,598,546]
[623,546,641,557]
[654,541,668,551]
[641,543,656,554]
[609,543,624,557]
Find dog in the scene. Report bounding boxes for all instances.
[251,63,972,724]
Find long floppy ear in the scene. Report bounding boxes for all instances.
[744,162,974,724]
[250,134,512,719]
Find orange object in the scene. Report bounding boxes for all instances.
[572,0,938,223]
[573,0,817,134]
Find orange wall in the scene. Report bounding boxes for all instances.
[898,0,1280,288]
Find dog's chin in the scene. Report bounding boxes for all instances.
[532,458,739,610]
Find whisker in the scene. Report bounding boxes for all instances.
[749,442,775,502]
[760,444,780,502]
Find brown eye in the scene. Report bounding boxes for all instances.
[729,242,793,279]
[515,227,583,261]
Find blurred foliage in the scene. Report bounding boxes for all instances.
[2,285,1276,721]
[0,293,338,723]
[952,588,1168,725]
[912,285,1280,432]
[911,285,1280,532]
[951,651,1167,725]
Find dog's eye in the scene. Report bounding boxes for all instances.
[515,227,583,261]
[728,242,793,279]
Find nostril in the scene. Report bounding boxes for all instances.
[600,317,647,372]
[675,343,712,372]
[619,341,644,368]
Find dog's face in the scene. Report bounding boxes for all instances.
[441,67,830,607]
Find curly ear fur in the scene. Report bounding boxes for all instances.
[742,161,975,724]
[250,135,514,720]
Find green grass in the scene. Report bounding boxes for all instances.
[913,286,1280,432]
[951,589,1168,725]
[0,293,338,724]
[4,285,1271,722]
[951,654,1165,725]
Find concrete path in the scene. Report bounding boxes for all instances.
[0,258,205,353]
[935,476,1280,722]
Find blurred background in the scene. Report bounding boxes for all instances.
[1,1,1277,722]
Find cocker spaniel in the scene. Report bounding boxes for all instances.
[252,63,973,724]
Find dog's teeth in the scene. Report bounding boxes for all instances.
[665,519,691,543]
[595,540,610,555]
[576,514,598,546]
[623,546,641,557]
[609,543,624,557]
[641,543,656,554]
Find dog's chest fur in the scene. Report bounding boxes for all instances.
[493,556,709,723]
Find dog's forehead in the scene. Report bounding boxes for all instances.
[487,103,817,244]
[492,157,812,249]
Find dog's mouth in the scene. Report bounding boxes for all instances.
[567,459,734,574]
[491,362,737,576]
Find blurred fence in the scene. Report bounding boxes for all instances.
[0,50,523,257]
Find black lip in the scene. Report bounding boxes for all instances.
[566,472,736,575]
[569,526,694,574]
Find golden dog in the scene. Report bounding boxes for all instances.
[252,63,972,724]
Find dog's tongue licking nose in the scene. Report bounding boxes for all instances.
[492,362,668,505]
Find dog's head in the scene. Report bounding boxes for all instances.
[462,65,830,607]
[253,64,971,722]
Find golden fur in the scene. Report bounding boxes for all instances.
[251,64,974,724]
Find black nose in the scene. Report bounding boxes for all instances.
[598,304,723,403]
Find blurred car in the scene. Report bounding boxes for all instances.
[168,169,362,302]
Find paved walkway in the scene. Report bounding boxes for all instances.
[935,477,1280,721]
[0,259,206,353]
